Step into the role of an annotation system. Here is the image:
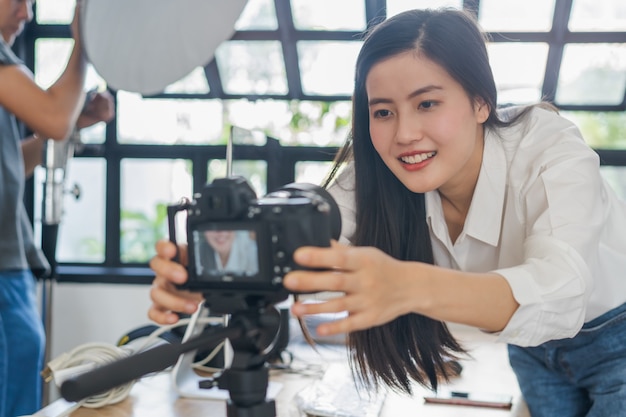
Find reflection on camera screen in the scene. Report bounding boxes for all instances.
[193,228,259,279]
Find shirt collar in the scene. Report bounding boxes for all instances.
[426,127,507,246]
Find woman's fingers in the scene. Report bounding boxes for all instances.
[291,294,348,316]
[286,244,412,335]
[292,296,382,336]
[148,304,181,325]
[148,240,197,325]
[286,244,377,293]
[148,277,201,324]
[315,315,358,336]
[293,241,360,271]
[155,239,188,264]
[149,255,187,285]
[150,275,199,310]
[284,270,350,293]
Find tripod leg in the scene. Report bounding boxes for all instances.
[41,278,54,406]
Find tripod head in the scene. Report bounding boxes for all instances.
[214,308,281,417]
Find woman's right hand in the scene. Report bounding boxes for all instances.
[148,240,203,325]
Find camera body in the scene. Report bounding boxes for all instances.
[168,176,341,314]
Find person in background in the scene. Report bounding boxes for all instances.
[147,8,626,417]
[0,1,114,416]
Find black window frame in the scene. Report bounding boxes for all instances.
[17,0,626,285]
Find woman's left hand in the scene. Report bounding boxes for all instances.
[283,241,415,336]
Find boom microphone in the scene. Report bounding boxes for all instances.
[60,325,241,403]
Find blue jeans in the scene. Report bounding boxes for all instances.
[508,302,626,417]
[0,270,45,417]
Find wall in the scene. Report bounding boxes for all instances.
[40,282,153,402]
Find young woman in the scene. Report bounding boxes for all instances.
[148,8,626,416]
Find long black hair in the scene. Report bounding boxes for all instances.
[323,8,532,394]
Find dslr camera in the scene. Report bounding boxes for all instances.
[167,176,341,314]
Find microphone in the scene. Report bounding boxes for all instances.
[60,342,185,403]
[60,325,242,403]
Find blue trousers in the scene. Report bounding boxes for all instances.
[508,302,626,417]
[0,270,45,417]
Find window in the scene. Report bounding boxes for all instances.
[23,0,626,283]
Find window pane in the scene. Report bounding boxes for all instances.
[601,167,626,200]
[83,68,109,95]
[231,126,268,146]
[117,91,224,144]
[488,42,549,105]
[479,0,555,32]
[163,67,210,95]
[295,161,333,186]
[226,100,290,138]
[235,0,278,30]
[79,120,107,145]
[34,158,106,263]
[225,99,351,146]
[561,111,626,149]
[282,101,351,146]
[298,41,361,96]
[556,44,626,106]
[120,159,193,263]
[386,0,462,17]
[35,0,74,24]
[216,41,287,95]
[35,39,72,89]
[291,0,366,30]
[208,159,268,196]
[569,0,626,31]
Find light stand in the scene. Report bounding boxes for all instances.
[40,129,81,406]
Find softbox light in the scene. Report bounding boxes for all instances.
[81,0,248,95]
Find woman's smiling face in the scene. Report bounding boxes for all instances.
[204,230,235,258]
[366,50,489,196]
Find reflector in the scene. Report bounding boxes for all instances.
[81,0,248,94]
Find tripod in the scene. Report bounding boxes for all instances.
[211,308,280,417]
[61,304,284,417]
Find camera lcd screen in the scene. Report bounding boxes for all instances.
[192,227,260,280]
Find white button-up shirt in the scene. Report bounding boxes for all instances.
[327,107,626,347]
